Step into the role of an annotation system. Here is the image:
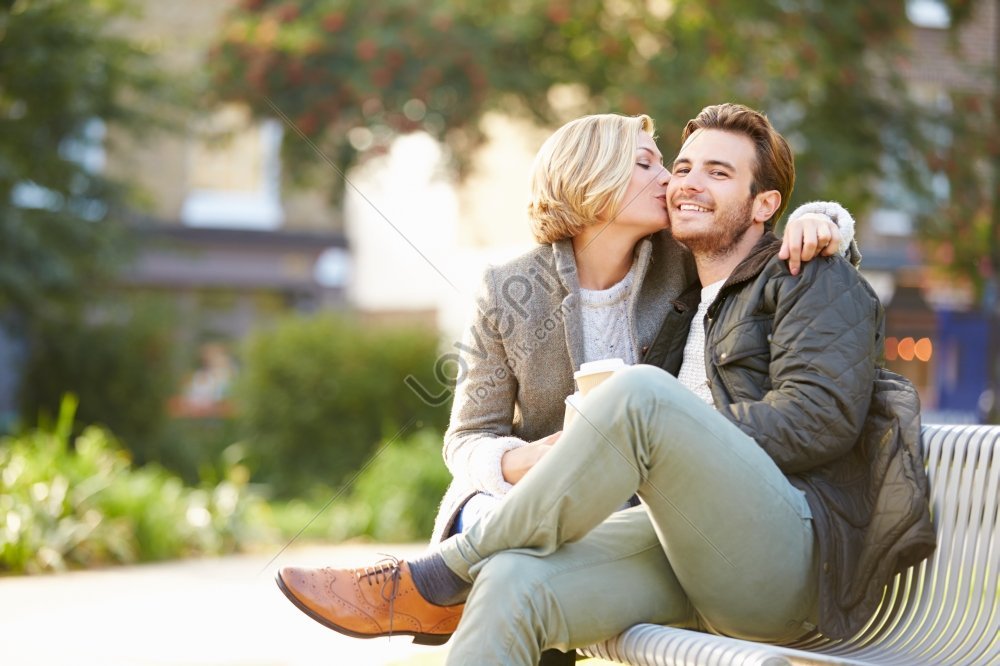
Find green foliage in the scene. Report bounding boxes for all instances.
[0,0,175,319]
[18,302,181,455]
[210,0,494,190]
[210,0,946,218]
[263,428,450,543]
[920,89,1000,301]
[235,314,449,496]
[146,416,243,486]
[343,428,451,541]
[0,396,263,573]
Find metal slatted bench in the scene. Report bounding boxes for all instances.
[580,424,1000,666]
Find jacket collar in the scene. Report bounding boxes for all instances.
[685,232,782,318]
[705,231,784,296]
[722,232,783,289]
[549,239,582,372]
[680,232,782,294]
[552,238,581,293]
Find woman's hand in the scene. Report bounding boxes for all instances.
[501,431,562,485]
[779,213,841,276]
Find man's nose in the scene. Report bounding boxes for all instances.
[679,171,705,191]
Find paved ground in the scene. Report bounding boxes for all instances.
[0,543,451,666]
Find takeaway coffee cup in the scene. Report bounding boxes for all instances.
[564,358,626,429]
[573,358,626,397]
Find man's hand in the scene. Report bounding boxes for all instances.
[501,432,561,485]
[779,213,841,276]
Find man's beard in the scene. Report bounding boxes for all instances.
[672,197,754,260]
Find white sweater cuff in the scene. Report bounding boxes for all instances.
[469,436,522,497]
[789,200,856,259]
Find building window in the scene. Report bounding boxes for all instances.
[181,104,284,230]
[906,0,951,29]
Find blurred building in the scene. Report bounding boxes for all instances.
[82,0,546,419]
[860,0,998,422]
[110,0,348,336]
[343,113,545,340]
[86,0,349,419]
[111,0,544,345]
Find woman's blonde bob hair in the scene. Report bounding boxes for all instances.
[528,113,655,245]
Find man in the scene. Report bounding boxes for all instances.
[275,104,935,664]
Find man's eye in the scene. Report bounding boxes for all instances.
[673,167,689,175]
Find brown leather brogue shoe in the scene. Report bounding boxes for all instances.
[275,557,463,646]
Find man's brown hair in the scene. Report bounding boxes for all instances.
[681,103,795,229]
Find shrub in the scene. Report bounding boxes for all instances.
[340,428,452,542]
[145,416,242,486]
[235,315,449,496]
[262,428,451,544]
[0,396,262,573]
[17,302,180,459]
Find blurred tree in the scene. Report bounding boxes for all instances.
[0,1,184,442]
[921,91,997,299]
[208,0,499,197]
[0,0,171,323]
[210,0,942,217]
[912,0,997,421]
[915,0,998,301]
[212,0,997,418]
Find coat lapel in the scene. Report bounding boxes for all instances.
[552,239,586,372]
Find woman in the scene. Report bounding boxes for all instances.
[432,112,854,542]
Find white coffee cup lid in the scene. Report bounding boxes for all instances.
[574,358,626,378]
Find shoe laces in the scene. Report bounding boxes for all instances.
[357,554,402,639]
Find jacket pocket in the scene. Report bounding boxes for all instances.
[711,317,773,398]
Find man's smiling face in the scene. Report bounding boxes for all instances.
[667,128,760,257]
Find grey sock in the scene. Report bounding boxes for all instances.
[408,553,470,606]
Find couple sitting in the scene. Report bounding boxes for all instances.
[276,103,935,665]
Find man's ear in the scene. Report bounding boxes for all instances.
[752,190,782,224]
